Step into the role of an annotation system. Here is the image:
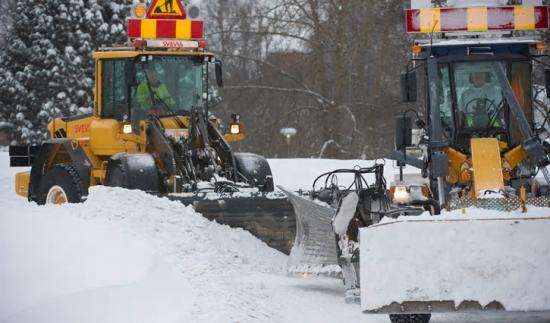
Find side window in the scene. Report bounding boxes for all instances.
[510,61,533,145]
[438,64,454,139]
[102,60,129,119]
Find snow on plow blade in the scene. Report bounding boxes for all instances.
[360,212,550,314]
[166,191,296,254]
[278,187,339,274]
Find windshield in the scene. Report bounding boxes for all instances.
[455,62,505,131]
[435,60,532,151]
[132,56,203,122]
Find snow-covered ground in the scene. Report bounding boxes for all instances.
[1,152,549,323]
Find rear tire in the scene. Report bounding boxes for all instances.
[389,314,431,323]
[36,163,83,205]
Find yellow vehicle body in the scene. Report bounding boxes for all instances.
[445,138,529,199]
[14,49,245,198]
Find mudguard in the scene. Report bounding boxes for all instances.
[28,139,91,202]
[105,153,161,193]
[235,153,274,192]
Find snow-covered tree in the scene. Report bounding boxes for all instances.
[0,0,136,144]
[95,0,134,46]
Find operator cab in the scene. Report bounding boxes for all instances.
[133,55,204,119]
[100,53,208,132]
[432,50,533,153]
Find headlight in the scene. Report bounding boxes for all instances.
[393,185,411,204]
[229,123,241,135]
[122,124,133,134]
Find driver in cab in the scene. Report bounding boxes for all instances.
[459,71,503,129]
[136,64,176,117]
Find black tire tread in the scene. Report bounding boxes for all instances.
[389,314,431,323]
[37,163,83,205]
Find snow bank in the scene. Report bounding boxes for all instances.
[0,204,192,323]
[0,185,288,323]
[360,208,550,312]
[0,153,368,323]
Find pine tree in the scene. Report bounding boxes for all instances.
[0,0,138,144]
[0,0,106,143]
[96,0,134,46]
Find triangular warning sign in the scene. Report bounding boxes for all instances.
[147,0,186,19]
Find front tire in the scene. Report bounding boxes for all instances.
[36,163,83,205]
[389,314,431,323]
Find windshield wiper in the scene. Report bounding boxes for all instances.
[164,109,191,117]
[143,69,171,111]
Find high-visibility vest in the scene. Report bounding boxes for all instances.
[136,82,175,110]
[466,113,501,128]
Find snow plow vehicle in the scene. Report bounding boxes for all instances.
[8,0,294,252]
[282,1,550,322]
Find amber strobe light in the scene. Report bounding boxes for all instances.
[133,3,146,18]
[230,124,241,135]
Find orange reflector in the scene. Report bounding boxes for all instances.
[133,3,146,18]
[412,45,422,55]
[536,41,546,50]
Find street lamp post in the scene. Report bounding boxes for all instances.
[280,127,297,157]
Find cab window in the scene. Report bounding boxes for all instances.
[438,64,454,140]
[509,61,532,145]
[101,59,130,120]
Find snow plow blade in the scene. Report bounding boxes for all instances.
[166,191,296,254]
[360,214,550,315]
[278,187,339,274]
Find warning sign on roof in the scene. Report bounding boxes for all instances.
[146,0,186,19]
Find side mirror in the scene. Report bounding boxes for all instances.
[215,60,223,88]
[395,115,412,150]
[401,72,417,102]
[545,69,550,99]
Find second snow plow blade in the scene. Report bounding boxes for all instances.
[360,213,550,315]
[278,187,339,274]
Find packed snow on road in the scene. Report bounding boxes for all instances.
[1,152,549,323]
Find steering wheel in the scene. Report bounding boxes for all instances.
[462,97,497,129]
[463,97,497,117]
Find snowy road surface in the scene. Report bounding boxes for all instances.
[1,152,549,323]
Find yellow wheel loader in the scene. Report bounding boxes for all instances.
[9,0,294,253]
[281,1,550,322]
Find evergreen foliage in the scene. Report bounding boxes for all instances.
[0,0,133,144]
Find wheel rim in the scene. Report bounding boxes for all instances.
[46,185,68,205]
